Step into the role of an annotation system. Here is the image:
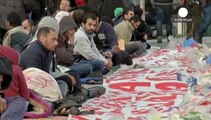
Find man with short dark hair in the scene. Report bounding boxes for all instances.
[91,10,133,66]
[114,7,135,26]
[3,12,28,53]
[115,15,144,56]
[20,27,58,72]
[74,13,113,72]
[20,27,71,97]
[5,12,22,31]
[22,19,35,34]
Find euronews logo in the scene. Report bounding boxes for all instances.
[178,7,188,17]
[173,7,192,22]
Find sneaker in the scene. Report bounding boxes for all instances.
[157,36,162,43]
[102,68,110,75]
[87,86,106,98]
[194,36,202,44]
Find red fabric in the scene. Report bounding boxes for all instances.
[75,0,87,6]
[0,46,30,101]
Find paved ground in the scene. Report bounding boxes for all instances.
[148,37,211,49]
[83,36,211,89]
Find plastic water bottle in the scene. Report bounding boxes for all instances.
[187,77,198,95]
[207,53,211,65]
[176,72,182,81]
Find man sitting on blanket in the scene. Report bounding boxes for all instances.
[56,16,104,84]
[74,13,113,77]
[20,22,105,105]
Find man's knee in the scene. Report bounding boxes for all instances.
[90,59,104,70]
[1,97,27,120]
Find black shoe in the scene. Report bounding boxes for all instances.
[194,36,202,44]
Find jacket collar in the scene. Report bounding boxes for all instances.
[36,40,51,54]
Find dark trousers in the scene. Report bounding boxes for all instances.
[197,3,211,38]
[186,4,203,38]
[1,96,27,120]
[155,5,173,37]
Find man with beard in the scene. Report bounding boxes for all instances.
[90,10,133,66]
[74,13,113,73]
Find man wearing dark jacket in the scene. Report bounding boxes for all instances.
[20,27,57,73]
[20,27,71,97]
[92,11,133,66]
[132,6,152,50]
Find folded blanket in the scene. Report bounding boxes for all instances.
[23,68,63,102]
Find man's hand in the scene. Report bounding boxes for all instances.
[102,51,112,59]
[68,35,75,45]
[68,75,76,86]
[105,59,113,69]
[144,34,148,41]
[0,97,7,113]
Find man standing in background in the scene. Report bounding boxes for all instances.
[195,0,211,43]
[151,0,173,43]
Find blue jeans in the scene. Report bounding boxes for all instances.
[197,3,211,38]
[155,5,173,37]
[69,59,104,77]
[57,80,68,97]
[1,96,27,120]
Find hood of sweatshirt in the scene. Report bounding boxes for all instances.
[0,46,20,65]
